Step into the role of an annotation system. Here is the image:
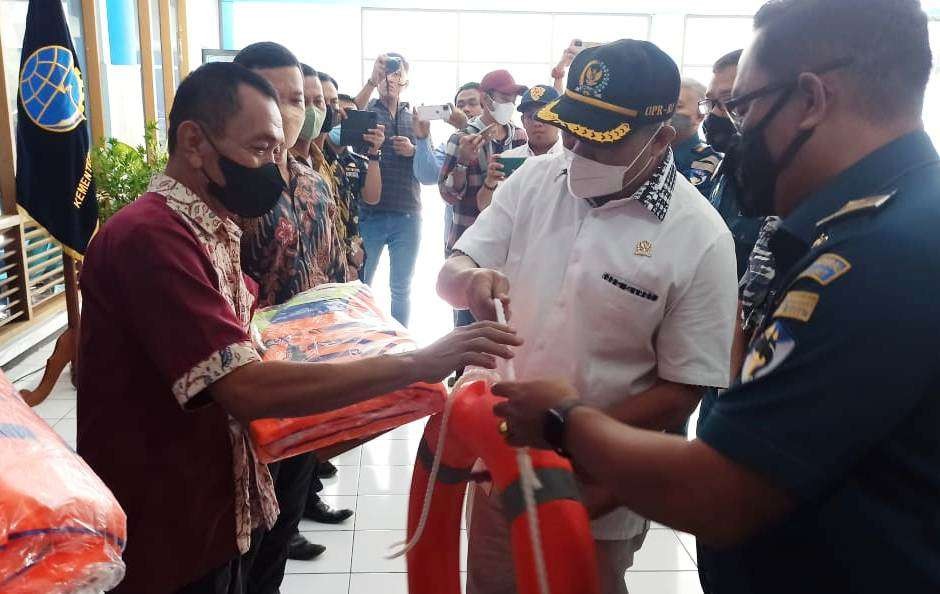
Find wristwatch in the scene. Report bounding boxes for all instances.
[368,151,381,161]
[543,399,586,458]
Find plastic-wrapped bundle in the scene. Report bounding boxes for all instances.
[249,283,446,463]
[0,371,126,593]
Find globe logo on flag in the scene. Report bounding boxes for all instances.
[19,45,85,133]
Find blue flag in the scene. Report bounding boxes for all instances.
[15,0,98,259]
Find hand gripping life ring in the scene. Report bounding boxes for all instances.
[405,379,599,594]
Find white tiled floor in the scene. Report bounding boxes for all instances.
[3,189,704,593]
[7,356,702,594]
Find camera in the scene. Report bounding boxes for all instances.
[385,56,402,74]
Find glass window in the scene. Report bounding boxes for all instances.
[551,13,651,57]
[459,12,553,63]
[170,0,181,90]
[149,0,167,140]
[363,9,459,62]
[683,15,752,72]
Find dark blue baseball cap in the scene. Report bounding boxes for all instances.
[518,85,561,113]
[537,39,680,143]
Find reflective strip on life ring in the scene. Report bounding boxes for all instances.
[416,437,474,484]
[406,380,600,594]
[499,466,581,524]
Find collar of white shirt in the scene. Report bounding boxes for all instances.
[583,147,677,221]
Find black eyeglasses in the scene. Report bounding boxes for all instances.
[724,58,853,130]
[697,98,727,117]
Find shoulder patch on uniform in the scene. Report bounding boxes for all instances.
[815,192,895,228]
[773,290,819,322]
[691,157,720,172]
[741,320,796,383]
[797,253,851,286]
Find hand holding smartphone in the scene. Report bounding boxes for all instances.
[496,156,527,178]
[416,104,453,121]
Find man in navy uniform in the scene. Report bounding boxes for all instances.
[491,1,940,593]
[700,49,766,279]
[670,78,721,197]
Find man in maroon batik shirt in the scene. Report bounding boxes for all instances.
[77,62,520,594]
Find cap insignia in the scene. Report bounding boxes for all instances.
[576,60,610,98]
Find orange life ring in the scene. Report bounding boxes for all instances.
[405,379,599,594]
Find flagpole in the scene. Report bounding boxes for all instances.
[64,255,80,383]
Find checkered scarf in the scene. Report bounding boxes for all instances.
[629,147,676,221]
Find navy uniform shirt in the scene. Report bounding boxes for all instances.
[673,135,721,198]
[698,130,940,594]
[708,160,765,278]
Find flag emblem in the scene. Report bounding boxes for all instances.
[19,45,85,133]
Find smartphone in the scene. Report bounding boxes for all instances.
[497,156,527,177]
[416,104,453,121]
[574,40,603,48]
[339,109,379,151]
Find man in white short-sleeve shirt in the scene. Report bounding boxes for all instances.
[437,40,738,594]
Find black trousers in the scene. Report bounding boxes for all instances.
[175,545,255,594]
[245,453,318,594]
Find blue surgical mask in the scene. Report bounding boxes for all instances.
[329,124,343,146]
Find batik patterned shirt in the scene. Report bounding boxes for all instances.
[240,156,347,308]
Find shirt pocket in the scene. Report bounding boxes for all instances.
[577,259,666,352]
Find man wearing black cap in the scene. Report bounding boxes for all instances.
[437,40,737,594]
[438,69,529,328]
[491,1,940,594]
[477,85,563,211]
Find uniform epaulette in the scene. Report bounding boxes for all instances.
[691,155,721,171]
[815,192,896,228]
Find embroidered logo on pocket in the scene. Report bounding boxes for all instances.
[602,273,659,302]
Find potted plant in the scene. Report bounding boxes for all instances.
[91,121,168,222]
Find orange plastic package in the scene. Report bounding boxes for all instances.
[249,283,446,463]
[0,371,126,593]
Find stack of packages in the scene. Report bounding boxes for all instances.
[0,371,126,593]
[249,282,446,463]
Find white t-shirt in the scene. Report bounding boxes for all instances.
[453,150,737,539]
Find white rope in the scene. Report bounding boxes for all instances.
[386,382,456,559]
[495,300,551,594]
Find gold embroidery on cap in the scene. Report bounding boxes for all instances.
[537,103,631,143]
[635,240,653,257]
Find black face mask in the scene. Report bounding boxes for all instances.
[734,88,815,218]
[322,104,336,136]
[703,113,739,154]
[200,127,286,218]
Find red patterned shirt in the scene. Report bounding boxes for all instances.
[77,173,277,593]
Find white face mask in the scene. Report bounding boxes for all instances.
[565,126,662,201]
[490,100,516,126]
